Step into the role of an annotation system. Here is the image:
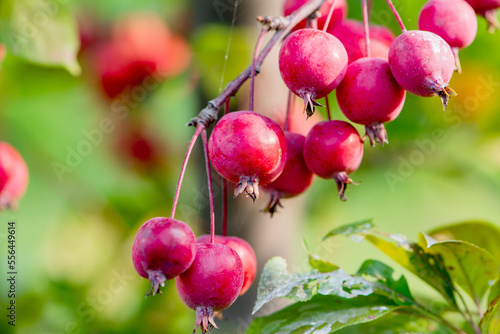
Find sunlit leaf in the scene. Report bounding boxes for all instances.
[480,296,500,334]
[357,260,414,305]
[323,219,375,241]
[0,0,80,75]
[247,294,399,334]
[428,221,500,259]
[252,257,374,315]
[421,234,500,303]
[365,235,457,307]
[309,254,340,273]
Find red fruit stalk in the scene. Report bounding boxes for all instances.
[303,121,364,201]
[388,30,457,110]
[201,130,216,243]
[279,28,347,117]
[0,142,29,210]
[175,243,243,333]
[197,235,257,296]
[283,0,348,31]
[131,217,197,296]
[262,132,314,215]
[208,111,287,201]
[418,0,478,73]
[336,57,406,146]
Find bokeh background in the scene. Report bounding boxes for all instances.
[1,0,500,333]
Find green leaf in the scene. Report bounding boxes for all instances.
[0,0,80,75]
[252,257,374,315]
[428,221,500,259]
[357,260,414,305]
[421,234,500,303]
[365,235,457,308]
[247,294,399,334]
[323,219,375,241]
[489,279,500,306]
[309,254,340,273]
[480,296,500,334]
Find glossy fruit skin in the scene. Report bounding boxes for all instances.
[279,29,347,117]
[175,243,243,332]
[418,0,477,49]
[208,111,287,200]
[303,121,363,200]
[0,142,29,210]
[336,57,406,146]
[283,0,348,31]
[464,0,500,13]
[197,235,256,296]
[388,30,456,109]
[328,19,395,64]
[132,217,196,296]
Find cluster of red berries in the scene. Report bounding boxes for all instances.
[130,0,498,332]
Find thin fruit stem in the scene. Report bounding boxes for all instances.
[189,0,328,128]
[325,96,332,121]
[285,90,293,131]
[322,0,337,32]
[362,0,371,57]
[201,129,216,244]
[385,0,406,33]
[170,124,204,219]
[222,178,228,237]
[250,27,268,111]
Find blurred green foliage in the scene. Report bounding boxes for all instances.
[0,0,500,333]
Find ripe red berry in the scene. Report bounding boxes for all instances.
[262,132,314,215]
[418,0,478,73]
[388,30,457,110]
[336,57,406,146]
[197,235,257,296]
[283,0,348,31]
[303,121,363,201]
[279,28,347,117]
[175,243,243,333]
[208,111,287,201]
[132,217,196,296]
[464,0,500,33]
[0,142,29,210]
[328,19,395,64]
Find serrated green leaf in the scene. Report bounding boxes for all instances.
[323,219,375,241]
[252,257,375,315]
[489,279,500,306]
[428,221,500,260]
[309,254,340,273]
[247,294,399,334]
[421,234,500,303]
[357,259,414,305]
[365,235,457,308]
[0,0,80,75]
[480,296,500,334]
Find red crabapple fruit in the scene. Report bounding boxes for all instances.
[175,243,243,333]
[279,29,348,117]
[464,0,500,33]
[303,121,363,201]
[208,111,287,201]
[283,0,348,31]
[418,0,477,73]
[388,30,457,110]
[336,57,406,146]
[197,234,256,296]
[328,19,395,64]
[0,142,29,210]
[132,217,196,296]
[262,132,314,215]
